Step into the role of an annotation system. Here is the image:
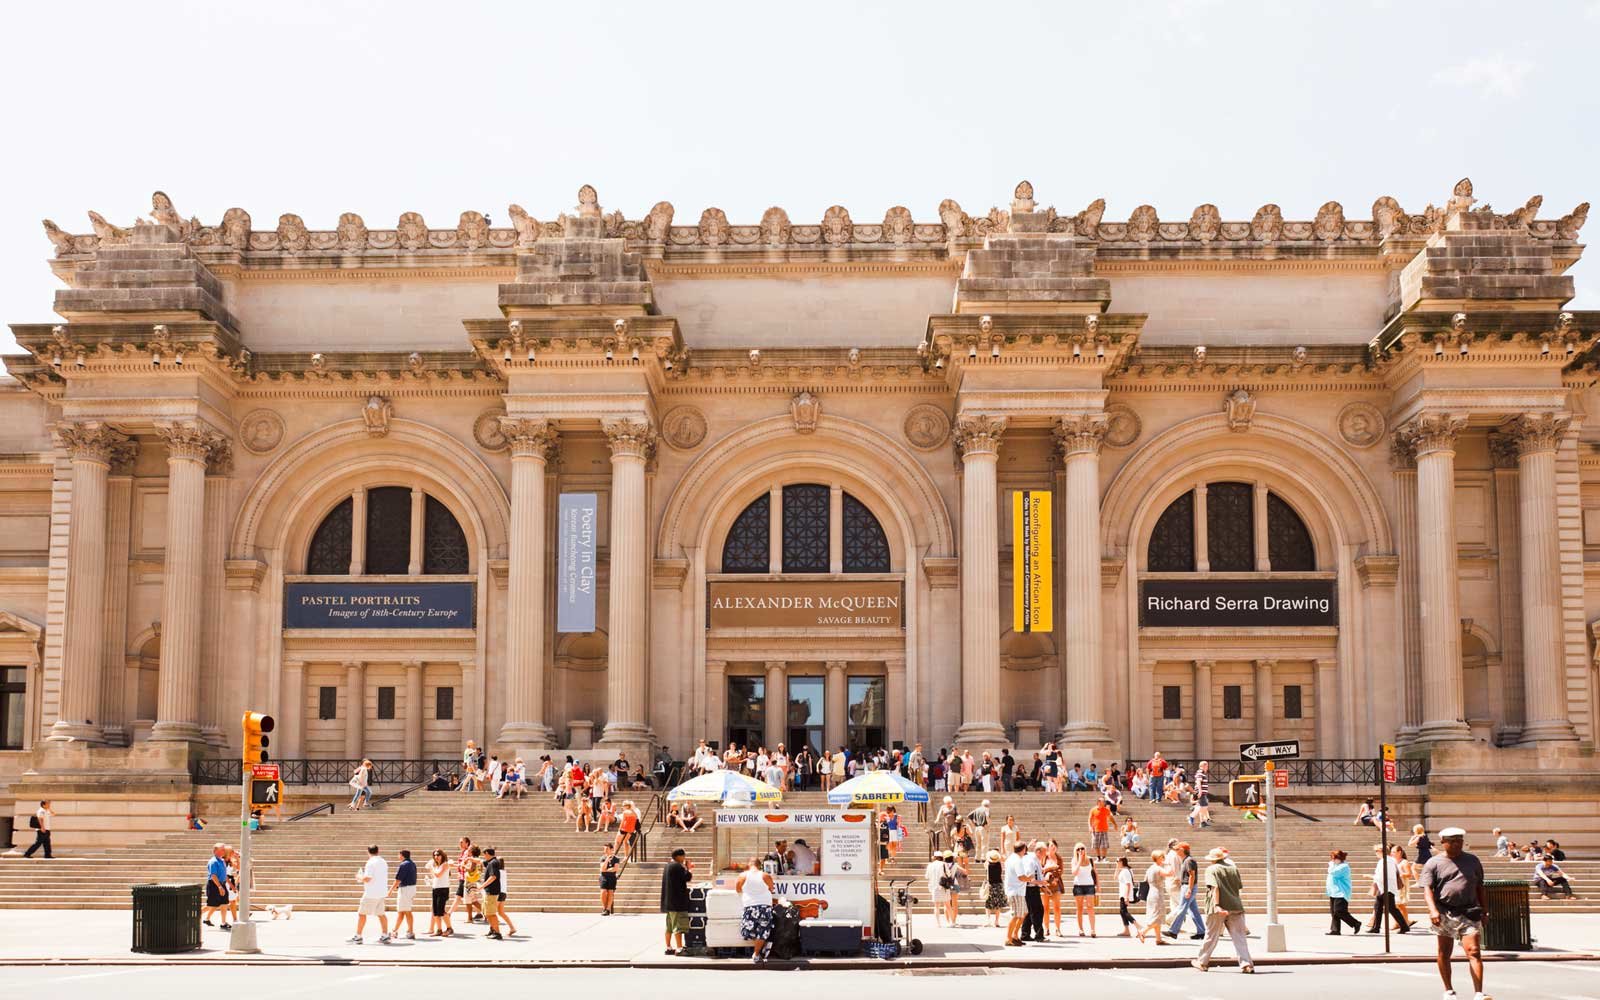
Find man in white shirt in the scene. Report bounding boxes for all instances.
[790,838,819,876]
[1002,843,1033,947]
[22,800,52,859]
[349,844,392,944]
[1366,844,1412,934]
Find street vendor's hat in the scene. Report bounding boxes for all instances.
[1439,826,1467,839]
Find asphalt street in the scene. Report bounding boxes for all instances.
[1,961,1597,999]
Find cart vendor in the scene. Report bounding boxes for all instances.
[791,838,819,876]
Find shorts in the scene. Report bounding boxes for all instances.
[396,885,416,912]
[432,887,450,917]
[482,895,500,917]
[665,910,689,935]
[600,873,618,891]
[1092,830,1110,850]
[1435,910,1484,941]
[456,878,465,898]
[357,896,386,916]
[1072,884,1098,897]
[1008,893,1028,919]
[741,904,774,941]
[1197,793,1210,807]
[205,884,228,908]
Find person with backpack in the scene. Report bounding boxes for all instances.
[22,800,52,859]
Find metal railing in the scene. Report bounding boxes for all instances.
[192,758,460,786]
[286,802,334,823]
[1121,758,1430,787]
[371,780,428,807]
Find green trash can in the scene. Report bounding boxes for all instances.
[131,883,203,954]
[1481,879,1532,951]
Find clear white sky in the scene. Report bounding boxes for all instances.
[2,0,1596,359]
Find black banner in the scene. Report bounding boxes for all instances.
[284,581,475,629]
[1138,578,1337,628]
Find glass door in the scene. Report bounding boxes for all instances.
[786,676,824,755]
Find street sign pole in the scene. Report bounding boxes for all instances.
[229,768,260,953]
[1378,744,1394,955]
[1264,761,1285,952]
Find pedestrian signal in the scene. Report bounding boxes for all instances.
[1228,776,1266,808]
[242,711,274,765]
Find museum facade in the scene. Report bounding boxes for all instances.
[2,179,1598,835]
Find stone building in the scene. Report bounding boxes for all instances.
[2,180,1598,844]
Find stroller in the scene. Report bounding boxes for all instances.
[877,878,924,957]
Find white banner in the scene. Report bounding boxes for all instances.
[557,493,598,633]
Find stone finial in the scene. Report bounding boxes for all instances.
[760,207,791,245]
[150,191,183,228]
[1505,195,1542,229]
[577,184,601,218]
[1313,201,1345,241]
[220,208,250,250]
[363,395,394,437]
[644,202,674,242]
[1558,202,1589,240]
[42,220,75,255]
[790,391,821,434]
[456,211,490,249]
[396,212,427,250]
[1225,389,1256,432]
[1127,205,1158,242]
[1189,204,1221,243]
[1011,181,1036,214]
[508,204,541,248]
[1372,197,1406,239]
[821,205,853,245]
[1251,204,1283,241]
[276,214,309,252]
[88,210,129,243]
[1074,198,1106,239]
[336,212,368,251]
[882,206,914,244]
[1446,177,1475,217]
[697,208,729,246]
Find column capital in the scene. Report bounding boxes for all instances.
[1193,658,1215,672]
[1502,412,1570,457]
[343,659,364,671]
[953,414,1006,459]
[763,660,786,673]
[1054,413,1108,459]
[884,656,906,673]
[705,658,728,672]
[1396,412,1467,459]
[502,418,560,461]
[603,417,656,461]
[59,421,137,468]
[405,659,423,672]
[824,659,847,673]
[156,420,228,467]
[1253,657,1276,670]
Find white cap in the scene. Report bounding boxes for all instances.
[1439,826,1467,839]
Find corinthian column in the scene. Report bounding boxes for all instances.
[1193,659,1214,759]
[498,419,558,750]
[51,422,135,742]
[1055,414,1112,746]
[150,422,224,745]
[954,414,1007,746]
[1402,413,1473,743]
[598,418,656,749]
[1507,413,1578,742]
[1253,658,1275,741]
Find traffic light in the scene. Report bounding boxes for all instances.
[1228,775,1266,808]
[243,711,274,764]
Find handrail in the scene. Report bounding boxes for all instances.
[632,764,683,867]
[286,802,333,823]
[1276,802,1322,822]
[371,780,427,807]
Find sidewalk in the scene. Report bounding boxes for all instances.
[0,910,1596,968]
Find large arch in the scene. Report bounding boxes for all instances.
[1102,411,1393,758]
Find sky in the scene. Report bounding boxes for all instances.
[2,0,1597,359]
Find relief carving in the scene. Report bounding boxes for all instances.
[1103,404,1142,448]
[239,410,286,455]
[660,406,708,450]
[902,404,951,451]
[1337,402,1386,449]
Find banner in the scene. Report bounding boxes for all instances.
[707,579,903,629]
[284,581,474,629]
[1138,578,1338,628]
[557,492,598,633]
[1012,490,1053,633]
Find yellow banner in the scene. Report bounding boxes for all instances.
[1012,490,1053,633]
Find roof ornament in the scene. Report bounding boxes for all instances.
[577,184,601,218]
[1011,181,1036,214]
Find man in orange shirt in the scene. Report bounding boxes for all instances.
[1088,799,1113,861]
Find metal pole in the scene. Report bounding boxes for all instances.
[1379,754,1391,955]
[229,771,260,953]
[1264,762,1285,951]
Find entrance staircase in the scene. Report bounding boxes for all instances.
[0,788,1590,914]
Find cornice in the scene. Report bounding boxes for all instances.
[646,258,959,279]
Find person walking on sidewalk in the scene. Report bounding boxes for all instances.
[202,842,230,929]
[1422,827,1491,1000]
[22,801,52,859]
[1002,843,1030,947]
[1165,842,1205,939]
[966,799,991,857]
[1116,856,1138,937]
[1325,849,1363,934]
[736,856,777,964]
[427,849,453,937]
[1136,849,1171,945]
[349,844,391,944]
[1187,761,1212,828]
[480,846,506,939]
[1366,843,1413,934]
[1088,798,1113,861]
[391,849,418,940]
[660,848,694,955]
[1190,847,1254,973]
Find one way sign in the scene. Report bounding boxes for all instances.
[1238,740,1300,762]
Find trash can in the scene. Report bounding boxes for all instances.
[131,883,202,954]
[1481,879,1532,951]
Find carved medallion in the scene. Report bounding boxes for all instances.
[903,404,951,451]
[1104,404,1142,448]
[239,409,286,455]
[1337,402,1386,449]
[473,408,509,452]
[660,406,708,450]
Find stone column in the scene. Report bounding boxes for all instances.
[1507,413,1578,742]
[1193,659,1214,759]
[829,485,844,574]
[1133,660,1156,759]
[768,485,783,572]
[407,487,425,575]
[824,660,847,752]
[1313,658,1338,757]
[404,660,425,759]
[1392,442,1422,745]
[349,487,367,575]
[885,657,907,748]
[764,661,786,750]
[705,659,727,748]
[1253,658,1275,741]
[344,660,366,758]
[1253,483,1271,571]
[498,420,558,749]
[1403,413,1473,742]
[281,660,306,759]
[51,423,135,742]
[1055,415,1112,746]
[1193,484,1210,573]
[150,422,222,745]
[954,414,1007,745]
[598,418,656,748]
[461,659,482,746]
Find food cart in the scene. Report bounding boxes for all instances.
[706,807,879,955]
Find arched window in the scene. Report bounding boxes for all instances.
[842,493,890,573]
[305,488,470,575]
[721,492,770,573]
[720,485,892,574]
[1146,481,1315,572]
[781,484,830,573]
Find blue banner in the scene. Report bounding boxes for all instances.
[557,492,599,633]
[284,581,475,629]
